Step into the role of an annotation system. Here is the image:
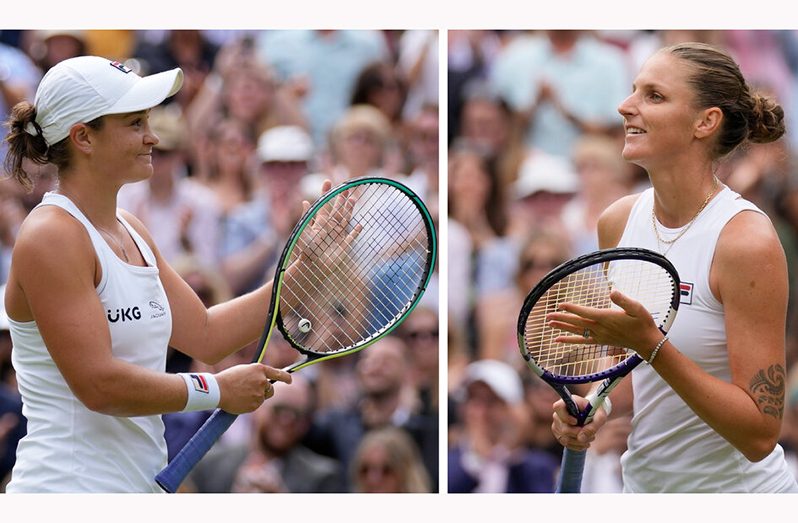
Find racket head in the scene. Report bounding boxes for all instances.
[517,247,680,386]
[265,176,437,371]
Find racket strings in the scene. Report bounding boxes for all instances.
[280,183,430,354]
[523,259,675,378]
[288,191,426,335]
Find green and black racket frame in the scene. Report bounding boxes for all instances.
[156,176,437,492]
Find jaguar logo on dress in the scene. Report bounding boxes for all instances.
[149,300,166,319]
[107,307,142,323]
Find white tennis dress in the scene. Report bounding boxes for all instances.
[7,192,172,493]
[617,186,798,492]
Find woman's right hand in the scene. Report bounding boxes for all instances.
[551,395,609,452]
[215,363,291,415]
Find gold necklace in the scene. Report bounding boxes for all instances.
[55,190,131,262]
[652,177,719,252]
[95,223,131,262]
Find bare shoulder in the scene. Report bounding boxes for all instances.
[716,210,784,264]
[8,206,98,319]
[14,205,94,263]
[597,193,641,249]
[714,209,787,301]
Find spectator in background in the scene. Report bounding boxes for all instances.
[27,30,86,73]
[255,30,389,148]
[456,79,526,192]
[448,146,516,356]
[1,40,41,176]
[397,303,439,417]
[117,105,221,268]
[306,335,438,491]
[186,37,306,159]
[350,426,432,493]
[490,30,628,159]
[561,133,635,255]
[187,375,341,493]
[403,103,439,219]
[447,30,502,145]
[217,125,315,296]
[326,104,403,184]
[350,60,406,127]
[508,147,579,240]
[133,30,219,110]
[397,30,438,123]
[476,228,573,364]
[448,359,558,493]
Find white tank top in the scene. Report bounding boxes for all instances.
[7,192,173,493]
[617,186,798,492]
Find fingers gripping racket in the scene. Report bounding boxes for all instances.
[517,248,679,493]
[155,177,437,492]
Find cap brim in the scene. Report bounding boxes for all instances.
[106,68,184,115]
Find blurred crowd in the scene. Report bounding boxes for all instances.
[447,29,798,492]
[0,29,439,493]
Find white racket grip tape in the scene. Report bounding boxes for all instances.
[155,408,237,492]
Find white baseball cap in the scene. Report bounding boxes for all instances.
[257,125,314,163]
[513,151,579,199]
[27,56,183,147]
[462,359,524,405]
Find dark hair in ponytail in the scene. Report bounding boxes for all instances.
[664,42,785,158]
[4,101,51,190]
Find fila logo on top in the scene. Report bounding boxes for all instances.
[109,60,133,74]
[679,282,694,305]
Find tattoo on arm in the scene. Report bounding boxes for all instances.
[749,364,785,420]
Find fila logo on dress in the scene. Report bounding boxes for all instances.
[679,282,694,305]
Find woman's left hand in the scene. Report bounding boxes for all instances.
[545,289,664,360]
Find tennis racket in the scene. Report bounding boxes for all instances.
[155,176,437,493]
[517,247,679,493]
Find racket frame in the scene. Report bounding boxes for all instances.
[272,176,437,372]
[516,247,680,492]
[155,176,436,493]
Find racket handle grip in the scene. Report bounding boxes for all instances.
[155,409,237,493]
[556,448,587,493]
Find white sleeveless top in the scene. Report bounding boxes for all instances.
[617,186,798,492]
[7,192,173,493]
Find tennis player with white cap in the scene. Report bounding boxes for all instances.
[0,56,328,492]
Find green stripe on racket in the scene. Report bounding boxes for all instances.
[156,176,437,492]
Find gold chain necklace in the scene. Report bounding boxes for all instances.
[652,177,719,253]
[58,191,131,262]
[95,223,131,262]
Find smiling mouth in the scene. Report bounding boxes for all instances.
[626,127,646,135]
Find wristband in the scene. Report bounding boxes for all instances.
[178,373,221,412]
[647,336,669,365]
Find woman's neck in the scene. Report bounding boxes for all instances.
[55,176,120,230]
[648,161,720,228]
